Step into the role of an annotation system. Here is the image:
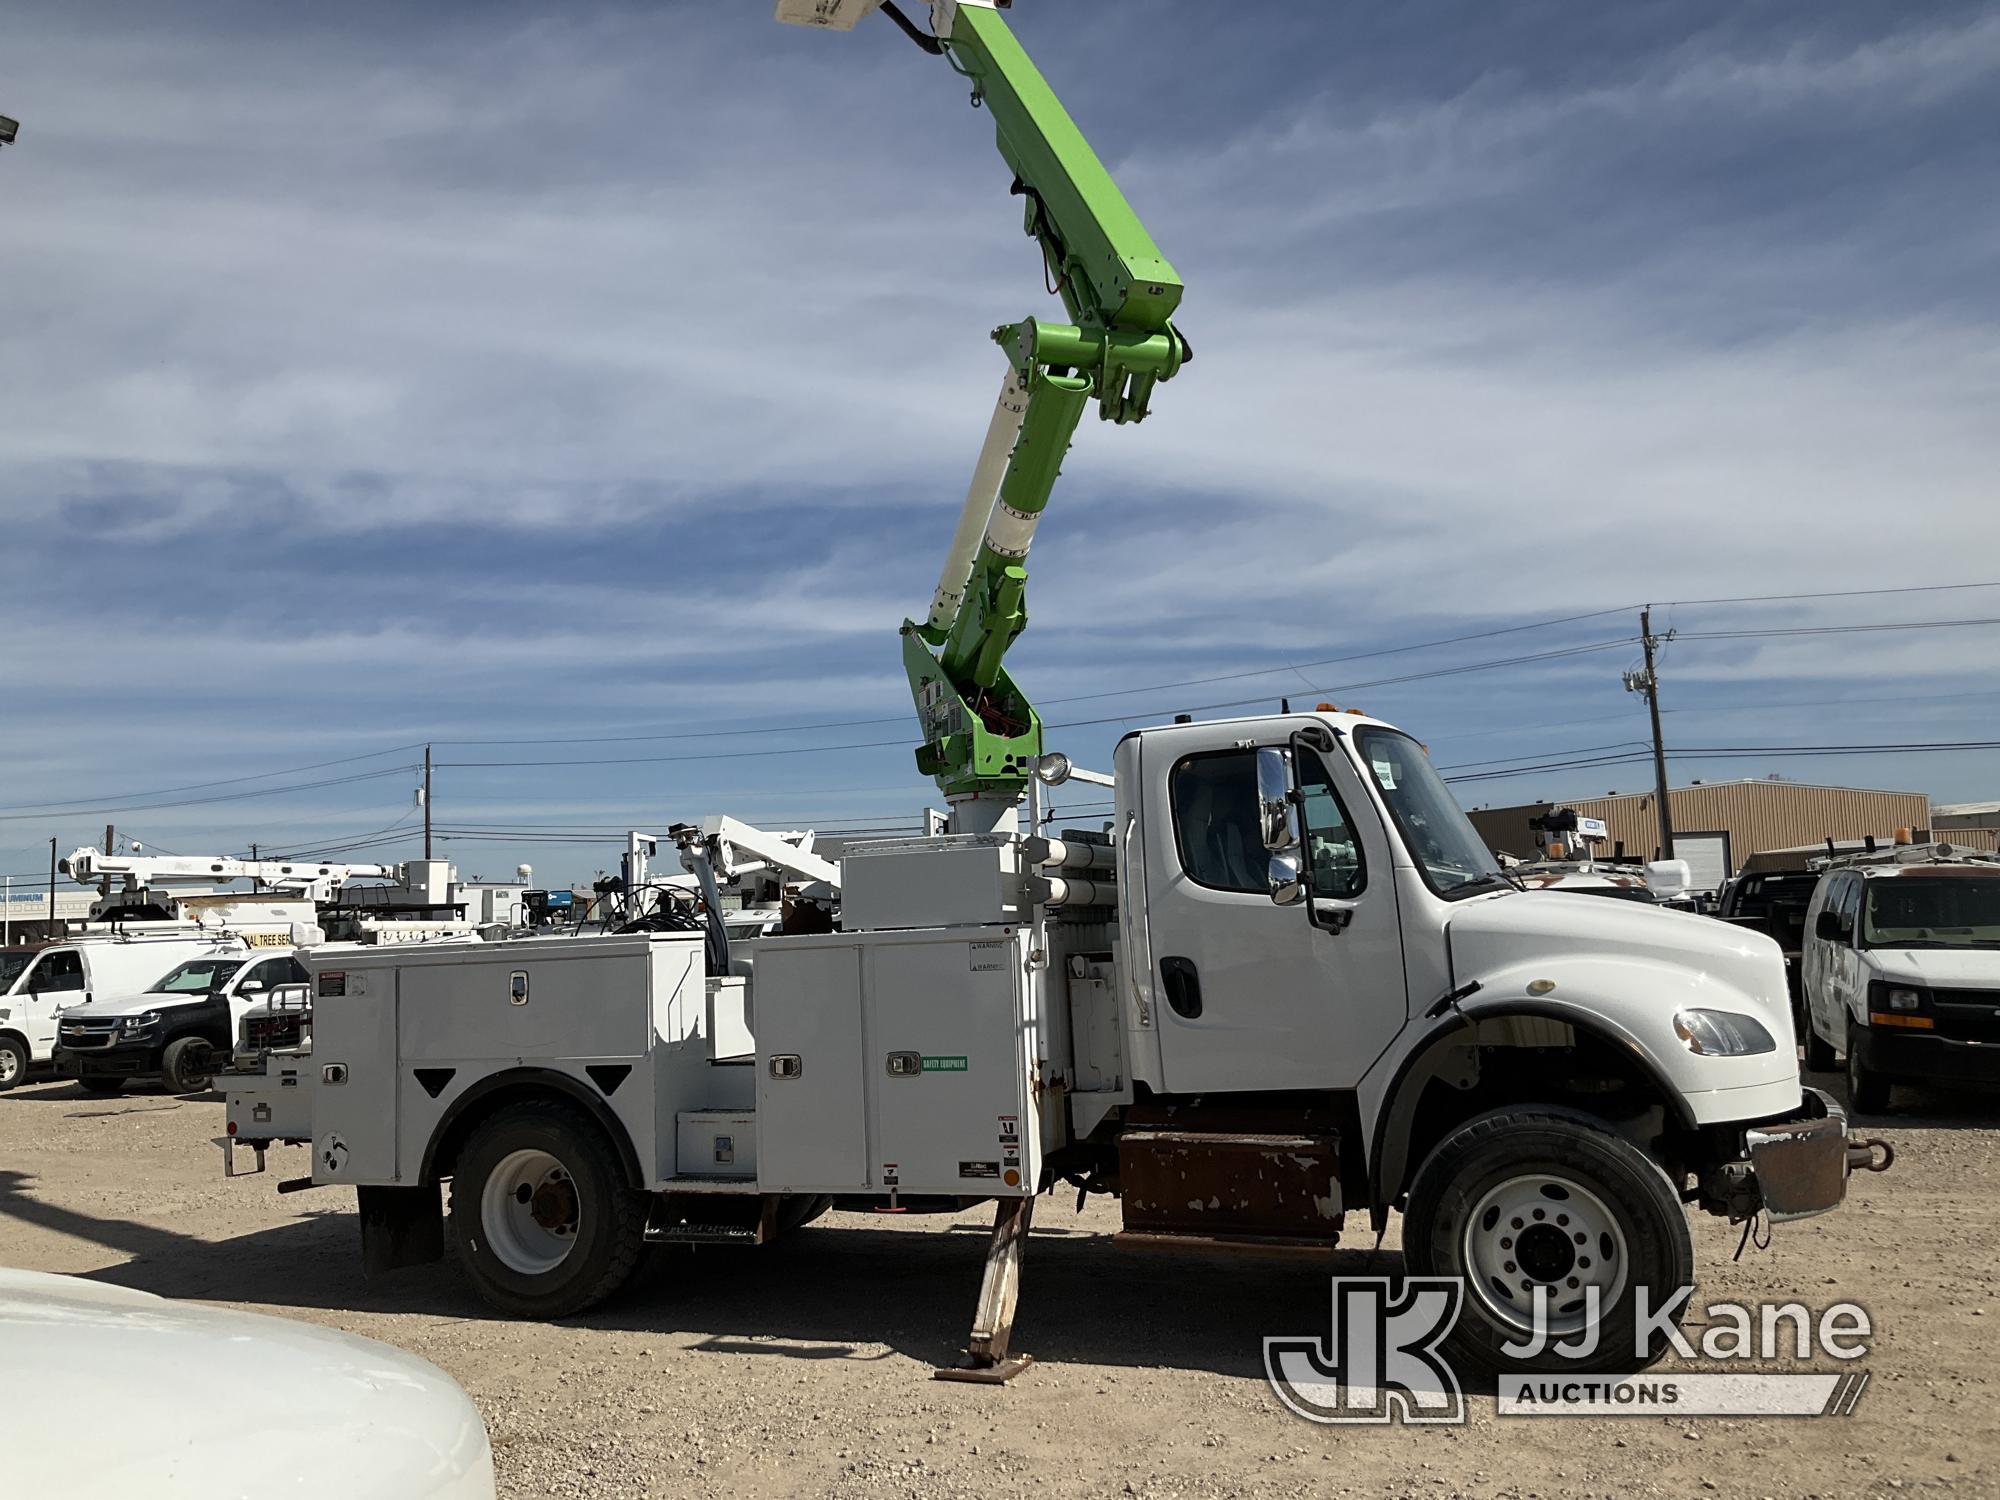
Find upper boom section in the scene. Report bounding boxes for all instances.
[777,0,1189,809]
[946,4,1183,336]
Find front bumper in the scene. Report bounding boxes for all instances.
[1741,1087,1894,1223]
[1854,1024,2000,1087]
[53,1043,163,1078]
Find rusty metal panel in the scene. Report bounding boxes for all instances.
[1118,1128,1341,1242]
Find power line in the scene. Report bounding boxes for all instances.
[1443,738,2000,786]
[0,764,423,825]
[1651,581,2000,607]
[0,744,424,815]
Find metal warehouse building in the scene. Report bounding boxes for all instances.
[1467,780,1937,892]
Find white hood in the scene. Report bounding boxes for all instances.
[0,1269,493,1500]
[1863,946,2000,990]
[1449,890,1784,1000]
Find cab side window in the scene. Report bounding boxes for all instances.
[1836,876,1863,938]
[1170,752,1266,893]
[37,951,84,993]
[1298,755,1365,899]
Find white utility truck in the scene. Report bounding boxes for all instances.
[223,714,1890,1378]
[225,0,1888,1382]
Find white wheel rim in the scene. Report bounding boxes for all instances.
[0,1048,18,1084]
[479,1148,581,1275]
[1461,1172,1629,1339]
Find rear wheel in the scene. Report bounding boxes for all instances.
[161,1038,214,1094]
[1403,1106,1694,1376]
[0,1036,28,1091]
[449,1100,646,1317]
[1846,1031,1891,1114]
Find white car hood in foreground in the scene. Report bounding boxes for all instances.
[0,1269,493,1500]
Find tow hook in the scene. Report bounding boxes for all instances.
[1846,1137,1895,1174]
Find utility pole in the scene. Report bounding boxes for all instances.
[423,745,433,860]
[1623,608,1675,859]
[47,836,57,927]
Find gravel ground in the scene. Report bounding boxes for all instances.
[1,1068,1995,1500]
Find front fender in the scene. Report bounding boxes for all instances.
[1360,955,1806,1207]
[1462,953,1799,1116]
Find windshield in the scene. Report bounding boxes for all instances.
[1862,876,2000,948]
[1353,728,1508,898]
[152,958,244,993]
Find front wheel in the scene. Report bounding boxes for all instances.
[161,1038,214,1094]
[1846,1032,1891,1114]
[0,1036,28,1091]
[449,1100,646,1317]
[1403,1107,1694,1377]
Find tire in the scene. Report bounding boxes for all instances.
[1801,1003,1836,1073]
[1846,1032,1891,1115]
[778,1194,834,1233]
[1403,1106,1694,1377]
[448,1100,646,1318]
[79,1077,125,1096]
[0,1036,28,1091]
[161,1038,214,1094]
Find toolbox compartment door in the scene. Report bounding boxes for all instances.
[754,942,869,1193]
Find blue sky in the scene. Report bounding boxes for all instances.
[1,0,1995,885]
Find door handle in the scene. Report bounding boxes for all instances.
[1309,897,1356,934]
[1160,956,1202,1019]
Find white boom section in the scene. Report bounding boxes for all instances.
[695,816,842,892]
[61,847,395,899]
[924,366,1032,637]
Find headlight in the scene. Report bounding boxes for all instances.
[1883,987,1923,1012]
[1673,1008,1777,1057]
[119,1012,161,1034]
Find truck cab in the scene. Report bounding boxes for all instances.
[0,932,222,1090]
[55,945,311,1095]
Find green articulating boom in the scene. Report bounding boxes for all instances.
[884,2,1189,810]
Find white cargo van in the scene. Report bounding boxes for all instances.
[1800,846,2000,1111]
[0,932,221,1089]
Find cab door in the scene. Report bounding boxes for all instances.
[1138,720,1407,1094]
[17,948,87,1057]
[1830,876,1867,1044]
[1801,877,1838,1044]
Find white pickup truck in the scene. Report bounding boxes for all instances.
[223,710,1893,1379]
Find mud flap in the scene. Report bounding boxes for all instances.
[358,1183,444,1276]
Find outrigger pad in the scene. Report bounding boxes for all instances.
[934,1353,1034,1385]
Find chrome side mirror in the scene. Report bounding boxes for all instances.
[1256,746,1299,853]
[1268,851,1304,907]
